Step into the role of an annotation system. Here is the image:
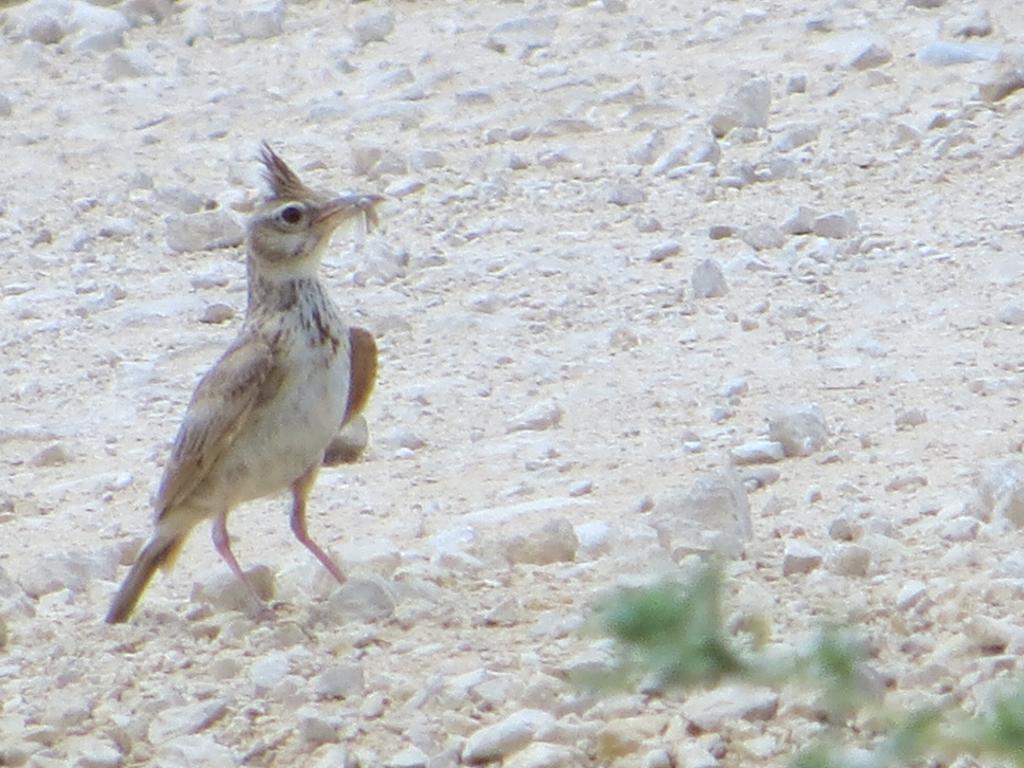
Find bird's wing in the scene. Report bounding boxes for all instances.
[342,326,377,426]
[154,332,282,517]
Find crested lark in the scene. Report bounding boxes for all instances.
[106,144,382,624]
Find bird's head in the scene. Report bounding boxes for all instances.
[247,143,382,273]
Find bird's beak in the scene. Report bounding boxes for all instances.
[314,193,385,233]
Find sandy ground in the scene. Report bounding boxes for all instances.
[2,0,1024,766]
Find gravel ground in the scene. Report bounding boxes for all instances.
[2,1,1024,766]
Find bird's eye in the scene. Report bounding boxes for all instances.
[279,205,304,225]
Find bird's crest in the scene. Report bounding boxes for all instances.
[259,142,314,201]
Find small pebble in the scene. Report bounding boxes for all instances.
[813,211,857,239]
[740,223,785,251]
[786,74,808,93]
[237,0,285,40]
[830,544,871,577]
[894,408,927,428]
[978,69,1024,103]
[768,405,828,456]
[607,183,646,206]
[314,664,365,700]
[847,39,893,70]
[462,709,557,765]
[388,746,429,768]
[29,443,71,467]
[692,258,728,298]
[503,518,578,565]
[166,211,244,253]
[506,401,563,433]
[199,303,235,324]
[783,540,823,575]
[646,241,680,263]
[352,9,395,45]
[730,440,785,465]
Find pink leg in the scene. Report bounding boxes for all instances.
[212,509,268,608]
[291,467,346,585]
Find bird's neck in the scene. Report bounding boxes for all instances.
[246,263,324,317]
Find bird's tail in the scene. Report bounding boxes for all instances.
[105,529,187,624]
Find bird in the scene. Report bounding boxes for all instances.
[105,143,382,624]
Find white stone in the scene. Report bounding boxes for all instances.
[22,0,71,44]
[918,41,998,66]
[783,540,823,575]
[768,405,828,456]
[388,746,429,768]
[504,742,585,768]
[966,460,1024,525]
[643,749,674,768]
[710,78,771,137]
[250,652,291,692]
[942,517,979,542]
[378,426,426,451]
[155,735,236,768]
[847,40,893,70]
[199,303,234,325]
[813,211,857,239]
[19,550,116,597]
[352,9,395,46]
[311,746,352,768]
[102,49,156,80]
[948,8,992,38]
[237,0,284,40]
[896,581,927,611]
[327,576,396,622]
[485,15,558,54]
[298,707,340,747]
[681,684,778,730]
[607,183,646,206]
[503,518,578,565]
[338,540,400,577]
[463,709,558,764]
[775,122,819,152]
[651,130,720,174]
[830,544,871,577]
[692,259,727,299]
[147,700,228,745]
[647,241,680,263]
[575,521,611,558]
[651,470,752,559]
[69,735,124,768]
[191,565,273,614]
[677,743,719,768]
[165,211,244,253]
[740,224,785,251]
[978,68,1024,104]
[506,401,563,433]
[730,440,785,465]
[314,664,364,700]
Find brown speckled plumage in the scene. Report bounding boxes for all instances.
[106,146,383,624]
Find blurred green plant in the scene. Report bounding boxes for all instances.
[586,562,1024,767]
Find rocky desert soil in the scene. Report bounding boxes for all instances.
[3,0,1024,766]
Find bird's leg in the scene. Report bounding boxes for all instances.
[290,465,347,585]
[212,509,270,614]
